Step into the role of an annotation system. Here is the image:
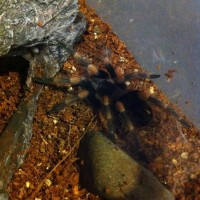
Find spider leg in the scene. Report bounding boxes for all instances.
[102,96,116,136]
[47,90,89,114]
[147,96,191,128]
[115,101,148,161]
[104,63,160,86]
[33,76,86,85]
[115,101,140,147]
[74,52,111,80]
[124,73,160,81]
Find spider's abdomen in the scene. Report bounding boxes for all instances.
[118,91,153,126]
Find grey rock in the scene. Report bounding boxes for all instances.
[79,131,175,200]
[0,89,42,196]
[0,0,86,76]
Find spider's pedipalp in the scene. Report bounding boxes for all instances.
[105,64,127,86]
[74,52,91,67]
[74,52,109,79]
[105,63,117,79]
[102,50,123,82]
[87,64,99,76]
[147,96,191,128]
[47,90,89,114]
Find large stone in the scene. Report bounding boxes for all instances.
[0,0,86,76]
[79,131,175,200]
[0,90,42,199]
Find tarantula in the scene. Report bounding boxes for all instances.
[33,52,190,150]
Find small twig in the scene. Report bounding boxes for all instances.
[176,121,188,143]
[28,116,96,200]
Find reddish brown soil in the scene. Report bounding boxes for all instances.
[0,72,21,133]
[0,0,199,199]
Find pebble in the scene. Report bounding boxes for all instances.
[25,181,30,188]
[180,152,188,159]
[172,159,178,166]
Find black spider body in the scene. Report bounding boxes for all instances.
[33,52,190,138]
[32,52,191,163]
[84,68,153,127]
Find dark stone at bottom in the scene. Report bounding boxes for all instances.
[79,131,175,200]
